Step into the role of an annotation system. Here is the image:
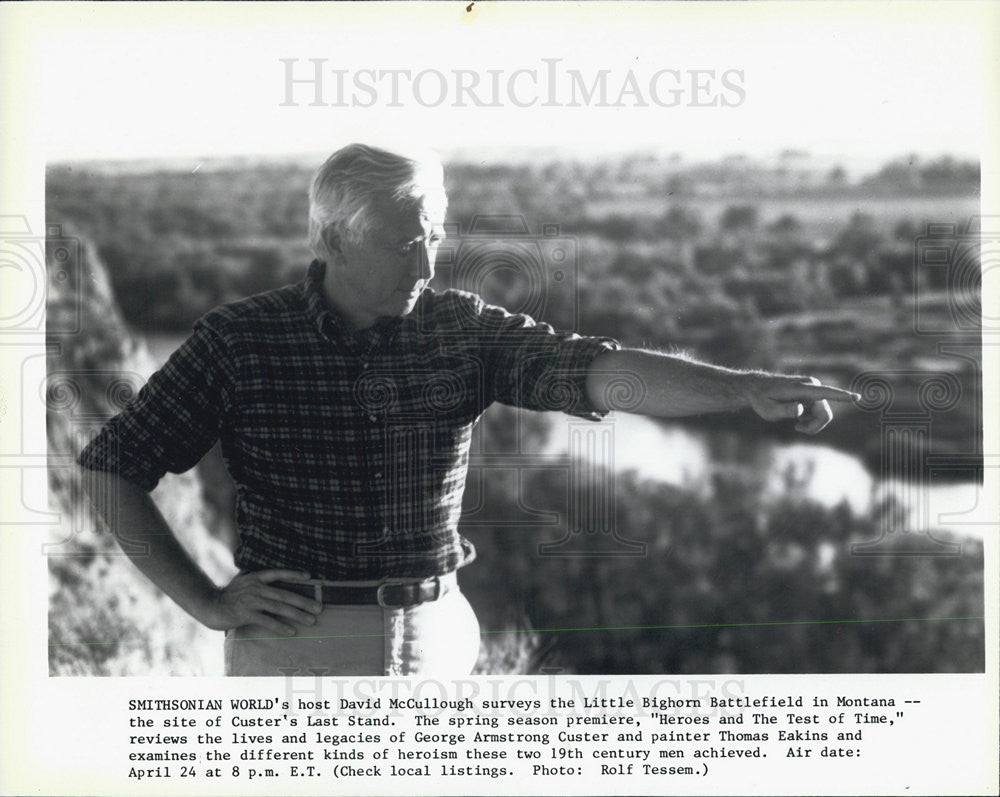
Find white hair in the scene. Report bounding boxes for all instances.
[308,143,447,261]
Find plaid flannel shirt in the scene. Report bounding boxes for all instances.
[78,260,620,579]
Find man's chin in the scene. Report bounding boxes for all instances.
[384,293,420,317]
[397,288,424,307]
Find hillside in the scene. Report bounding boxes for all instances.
[46,228,236,675]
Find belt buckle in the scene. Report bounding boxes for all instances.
[377,577,440,609]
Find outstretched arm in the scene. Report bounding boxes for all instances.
[585,348,858,434]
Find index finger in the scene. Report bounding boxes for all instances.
[771,383,861,403]
[254,569,313,584]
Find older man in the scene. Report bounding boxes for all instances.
[78,143,857,677]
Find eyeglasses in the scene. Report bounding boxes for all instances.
[382,232,446,257]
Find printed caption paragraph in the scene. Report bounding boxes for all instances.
[123,681,930,786]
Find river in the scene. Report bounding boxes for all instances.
[543,412,985,541]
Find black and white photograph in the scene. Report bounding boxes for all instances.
[2,2,997,795]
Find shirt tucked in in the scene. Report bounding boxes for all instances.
[78,260,621,579]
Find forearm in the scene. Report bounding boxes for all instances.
[79,467,221,626]
[586,348,753,417]
[586,347,857,434]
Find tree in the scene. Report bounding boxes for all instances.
[660,206,703,240]
[768,213,802,236]
[720,204,759,233]
[831,211,884,260]
[826,165,848,187]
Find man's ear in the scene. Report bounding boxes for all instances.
[322,226,342,257]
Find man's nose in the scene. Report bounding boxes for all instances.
[408,242,433,281]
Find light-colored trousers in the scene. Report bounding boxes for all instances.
[224,574,480,677]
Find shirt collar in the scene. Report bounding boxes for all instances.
[301,260,405,353]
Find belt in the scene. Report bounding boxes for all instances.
[275,575,451,609]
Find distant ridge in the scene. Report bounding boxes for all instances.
[47,148,979,187]
[46,151,323,175]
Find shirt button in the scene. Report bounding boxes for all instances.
[361,361,369,370]
[374,471,383,480]
[368,414,377,423]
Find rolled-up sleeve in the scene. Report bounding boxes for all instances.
[467,296,621,420]
[76,319,236,491]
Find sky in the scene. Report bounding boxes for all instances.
[4,2,994,169]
